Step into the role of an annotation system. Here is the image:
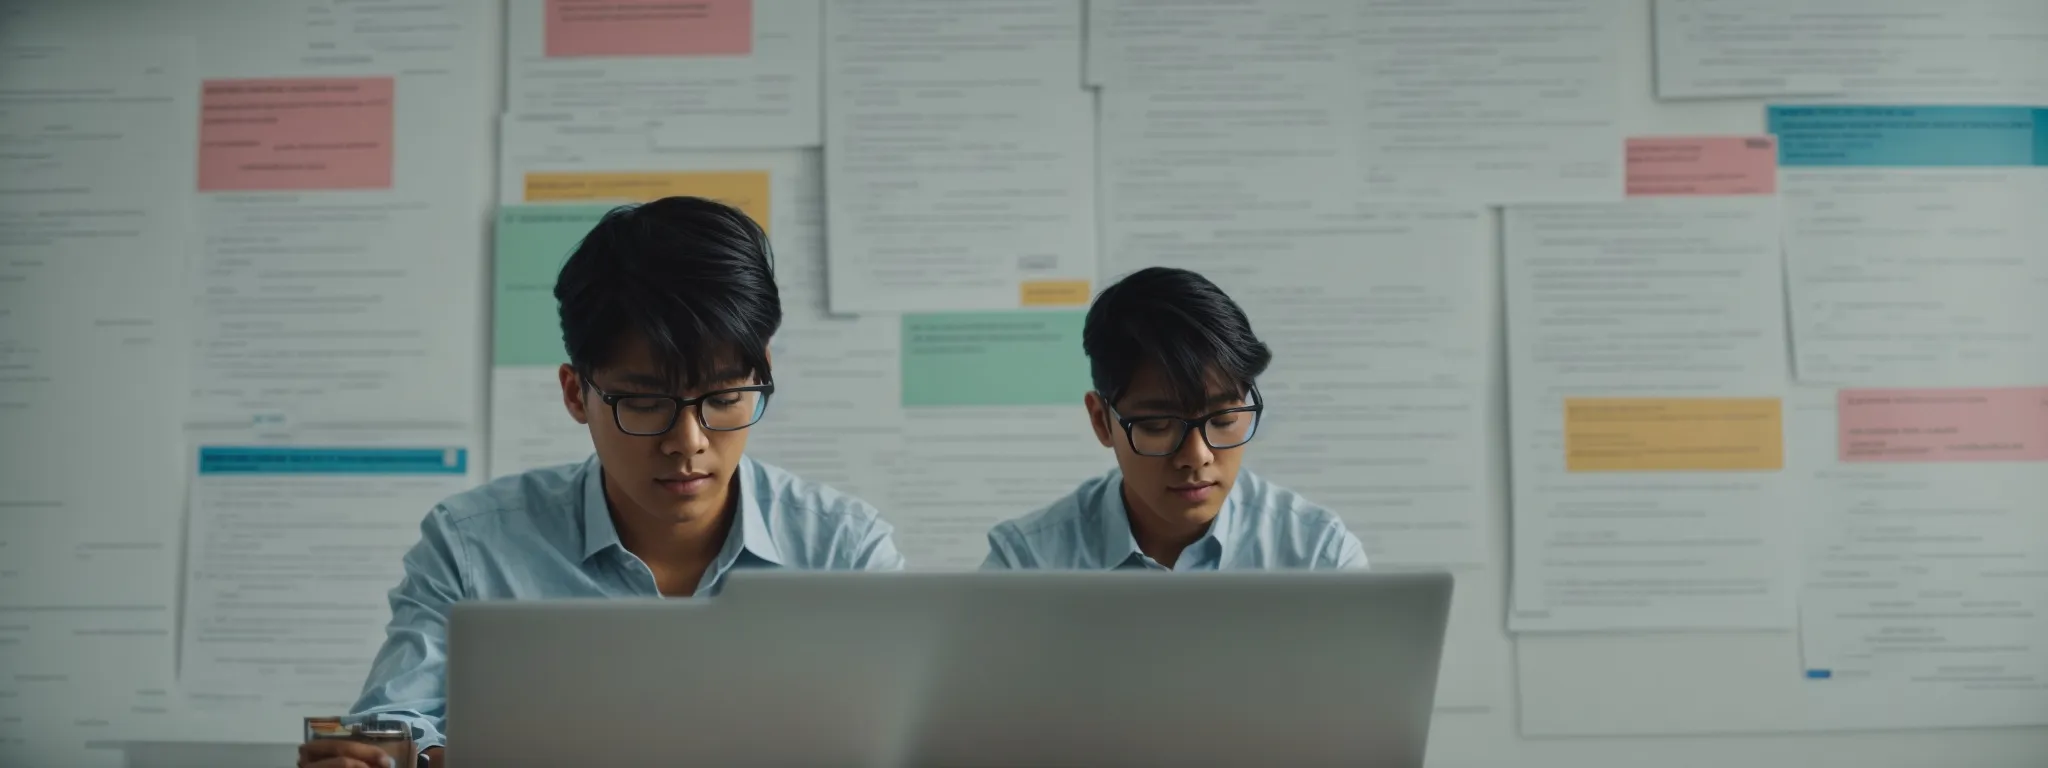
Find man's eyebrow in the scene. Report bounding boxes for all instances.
[1125,392,1247,414]
[1126,398,1181,413]
[1206,391,1246,407]
[610,372,670,390]
[606,367,754,392]
[704,366,752,385]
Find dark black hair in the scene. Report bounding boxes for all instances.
[554,196,781,392]
[1083,266,1271,412]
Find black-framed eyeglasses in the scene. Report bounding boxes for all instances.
[1103,386,1264,457]
[582,376,774,436]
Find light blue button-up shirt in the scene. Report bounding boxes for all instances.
[981,467,1368,570]
[349,455,903,750]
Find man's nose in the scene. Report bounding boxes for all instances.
[660,407,711,455]
[1172,426,1214,469]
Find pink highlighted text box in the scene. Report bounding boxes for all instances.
[1626,136,1777,197]
[545,0,753,58]
[1839,387,2048,463]
[199,77,394,192]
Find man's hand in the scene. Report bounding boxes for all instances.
[297,738,399,768]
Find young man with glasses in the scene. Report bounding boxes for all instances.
[980,266,1366,571]
[302,197,903,768]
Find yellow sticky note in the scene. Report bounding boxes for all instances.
[523,171,771,232]
[1564,398,1783,472]
[1020,280,1091,307]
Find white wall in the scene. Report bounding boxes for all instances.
[1,1,2043,766]
[1428,4,2048,766]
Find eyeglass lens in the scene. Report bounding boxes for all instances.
[1125,409,1259,456]
[612,388,767,435]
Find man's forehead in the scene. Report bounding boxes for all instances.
[593,361,752,393]
[1126,360,1238,387]
[598,361,748,377]
[607,333,739,367]
[597,334,750,383]
[1120,386,1249,413]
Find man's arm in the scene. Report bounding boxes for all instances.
[348,507,467,753]
[849,515,908,571]
[979,525,1019,570]
[1321,524,1369,570]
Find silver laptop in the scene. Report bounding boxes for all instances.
[449,571,1451,767]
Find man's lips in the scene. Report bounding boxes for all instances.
[1168,481,1218,502]
[655,473,714,494]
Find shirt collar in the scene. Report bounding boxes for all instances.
[728,456,784,565]
[579,455,784,566]
[579,456,616,561]
[1093,468,1238,569]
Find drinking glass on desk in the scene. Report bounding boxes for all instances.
[303,715,417,767]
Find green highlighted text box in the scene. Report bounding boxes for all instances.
[494,204,612,366]
[902,311,1090,407]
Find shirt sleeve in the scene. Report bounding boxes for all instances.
[979,525,1018,570]
[848,515,908,571]
[1322,524,1370,570]
[349,506,467,750]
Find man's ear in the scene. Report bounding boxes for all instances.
[1083,391,1115,449]
[559,364,590,424]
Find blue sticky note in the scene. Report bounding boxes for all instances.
[199,447,470,475]
[1769,105,2048,167]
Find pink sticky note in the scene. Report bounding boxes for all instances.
[198,77,394,192]
[1626,136,1777,197]
[545,0,753,58]
[1838,388,2048,463]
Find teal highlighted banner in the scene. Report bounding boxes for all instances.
[902,311,1090,407]
[495,205,615,366]
[1769,105,2048,167]
[199,447,469,475]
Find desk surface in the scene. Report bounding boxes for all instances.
[124,740,298,768]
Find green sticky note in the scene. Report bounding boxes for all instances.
[902,311,1090,407]
[494,205,613,366]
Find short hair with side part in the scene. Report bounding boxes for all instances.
[1083,266,1272,413]
[553,196,782,391]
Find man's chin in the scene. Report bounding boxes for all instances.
[660,503,722,524]
[1152,500,1223,527]
[621,495,718,526]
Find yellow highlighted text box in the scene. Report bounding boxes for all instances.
[1564,397,1783,472]
[1020,280,1091,307]
[523,170,770,232]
